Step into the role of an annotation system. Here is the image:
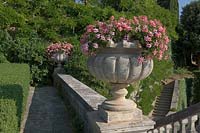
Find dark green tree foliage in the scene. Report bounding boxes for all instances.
[157,0,170,9]
[170,0,179,13]
[173,1,200,67]
[157,0,179,11]
[191,71,200,104]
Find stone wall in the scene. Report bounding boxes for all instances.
[54,74,106,131]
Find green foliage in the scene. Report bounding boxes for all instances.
[173,1,200,67]
[0,29,50,85]
[177,79,187,111]
[138,59,173,115]
[0,0,177,114]
[0,63,30,133]
[101,0,178,38]
[157,0,179,13]
[191,71,200,104]
[0,52,8,63]
[65,37,111,97]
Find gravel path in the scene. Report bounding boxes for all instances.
[23,86,73,133]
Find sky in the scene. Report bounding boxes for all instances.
[179,0,192,15]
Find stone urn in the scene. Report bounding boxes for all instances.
[52,53,68,75]
[87,48,153,122]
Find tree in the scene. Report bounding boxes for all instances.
[157,0,179,15]
[173,1,200,67]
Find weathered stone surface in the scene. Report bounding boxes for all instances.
[54,74,155,133]
[99,106,143,123]
[57,74,106,111]
[87,48,153,83]
[23,87,72,133]
[87,111,155,133]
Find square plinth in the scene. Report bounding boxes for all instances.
[99,107,143,123]
[87,111,155,133]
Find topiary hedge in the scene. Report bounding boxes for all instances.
[0,63,30,133]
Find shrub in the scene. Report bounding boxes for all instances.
[0,1,177,115]
[0,52,8,63]
[138,59,173,114]
[191,71,200,104]
[177,79,187,111]
[0,63,30,133]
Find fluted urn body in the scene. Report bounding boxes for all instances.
[88,48,153,112]
[88,48,153,84]
[52,53,68,76]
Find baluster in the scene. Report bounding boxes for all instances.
[147,130,153,133]
[159,127,165,133]
[180,118,188,133]
[173,121,180,133]
[197,113,200,132]
[165,124,172,133]
[187,115,198,133]
[152,129,159,133]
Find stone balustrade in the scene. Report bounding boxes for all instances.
[148,102,200,133]
[54,74,155,133]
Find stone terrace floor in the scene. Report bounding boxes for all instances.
[23,87,73,133]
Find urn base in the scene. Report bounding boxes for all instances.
[99,105,143,123]
[102,99,137,111]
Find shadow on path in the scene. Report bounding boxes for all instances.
[24,87,72,133]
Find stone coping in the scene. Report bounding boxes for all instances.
[57,74,106,111]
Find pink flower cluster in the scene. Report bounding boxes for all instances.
[80,15,170,62]
[46,42,73,57]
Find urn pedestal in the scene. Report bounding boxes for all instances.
[87,48,155,133]
[52,53,68,76]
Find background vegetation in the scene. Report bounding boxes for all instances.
[0,0,178,114]
[0,63,30,133]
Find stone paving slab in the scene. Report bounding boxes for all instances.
[23,86,73,133]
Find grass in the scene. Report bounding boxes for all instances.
[0,63,30,133]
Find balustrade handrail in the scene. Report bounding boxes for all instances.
[155,102,200,128]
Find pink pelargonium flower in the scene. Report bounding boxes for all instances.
[154,41,159,47]
[153,50,158,55]
[144,36,152,42]
[93,43,99,49]
[133,16,139,25]
[146,43,152,48]
[155,32,162,38]
[164,36,170,44]
[81,43,89,55]
[96,34,101,39]
[118,26,123,31]
[137,56,144,64]
[142,25,148,33]
[110,16,115,21]
[148,31,154,37]
[149,20,156,27]
[110,32,115,36]
[139,16,148,23]
[158,26,165,33]
[93,28,99,33]
[86,25,94,33]
[80,38,86,44]
[101,36,106,41]
[164,45,168,51]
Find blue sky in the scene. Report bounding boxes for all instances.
[179,0,192,15]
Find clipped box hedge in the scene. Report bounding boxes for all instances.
[0,63,30,133]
